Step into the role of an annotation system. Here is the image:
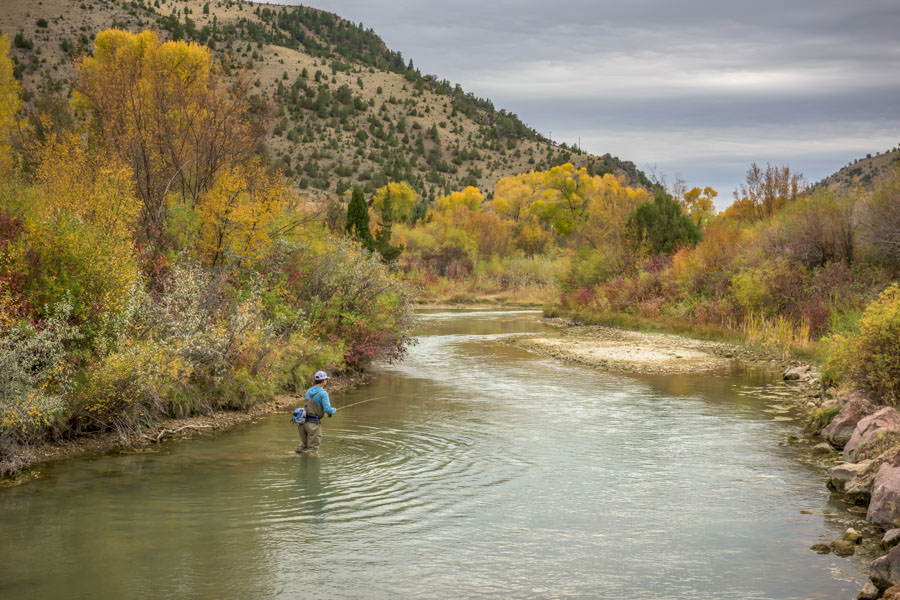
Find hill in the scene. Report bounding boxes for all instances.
[813,147,900,193]
[0,0,652,202]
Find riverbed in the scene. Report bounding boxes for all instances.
[0,309,870,598]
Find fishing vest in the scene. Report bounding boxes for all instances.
[304,388,326,419]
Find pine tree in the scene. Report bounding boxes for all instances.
[374,193,403,263]
[346,185,374,251]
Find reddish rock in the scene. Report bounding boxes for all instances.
[845,407,900,462]
[868,452,900,529]
[885,529,900,550]
[823,395,876,449]
[870,545,900,590]
[884,584,900,599]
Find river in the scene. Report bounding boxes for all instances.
[1,309,869,599]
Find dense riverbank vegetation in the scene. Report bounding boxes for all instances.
[380,155,898,404]
[0,32,412,474]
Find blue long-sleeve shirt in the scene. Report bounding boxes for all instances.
[305,385,336,416]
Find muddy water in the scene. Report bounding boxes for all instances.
[1,310,869,599]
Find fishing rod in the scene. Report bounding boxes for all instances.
[335,396,385,412]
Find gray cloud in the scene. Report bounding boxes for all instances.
[273,0,900,198]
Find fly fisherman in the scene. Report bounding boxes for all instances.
[296,370,336,456]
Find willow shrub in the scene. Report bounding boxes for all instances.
[0,301,80,447]
[822,283,900,403]
[71,260,277,434]
[265,236,415,370]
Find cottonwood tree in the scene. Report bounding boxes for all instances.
[681,186,717,227]
[196,160,284,267]
[0,35,21,178]
[733,163,806,219]
[73,30,260,248]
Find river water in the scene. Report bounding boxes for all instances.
[1,310,870,599]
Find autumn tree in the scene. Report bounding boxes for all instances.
[14,135,141,335]
[196,160,284,267]
[72,29,259,247]
[492,171,542,223]
[0,35,21,178]
[372,182,418,225]
[733,163,806,219]
[528,164,596,236]
[491,165,649,255]
[681,186,717,227]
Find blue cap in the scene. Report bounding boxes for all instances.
[314,370,328,382]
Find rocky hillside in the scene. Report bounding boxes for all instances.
[814,147,900,194]
[0,0,652,201]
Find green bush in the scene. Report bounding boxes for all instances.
[627,191,702,255]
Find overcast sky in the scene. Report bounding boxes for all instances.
[272,0,899,202]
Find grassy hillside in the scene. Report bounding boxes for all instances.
[813,147,900,193]
[0,0,652,202]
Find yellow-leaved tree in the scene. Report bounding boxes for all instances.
[72,29,258,247]
[196,160,284,266]
[530,163,598,236]
[372,182,418,225]
[16,135,141,332]
[681,186,717,227]
[0,34,21,178]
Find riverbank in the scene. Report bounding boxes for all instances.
[509,320,790,376]
[1,372,371,486]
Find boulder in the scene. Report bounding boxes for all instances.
[833,539,857,556]
[830,460,874,493]
[858,581,879,600]
[784,365,810,380]
[845,407,900,462]
[885,529,900,550]
[823,395,877,449]
[870,545,900,590]
[810,542,831,554]
[844,528,864,544]
[885,585,900,600]
[868,456,900,529]
[846,475,876,505]
[812,442,836,455]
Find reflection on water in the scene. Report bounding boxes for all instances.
[1,310,868,599]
